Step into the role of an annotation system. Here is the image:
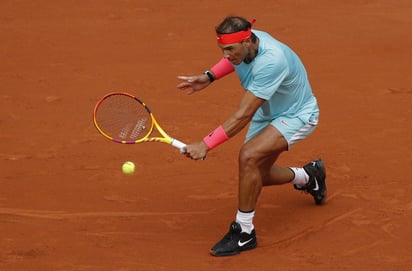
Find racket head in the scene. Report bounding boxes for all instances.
[93,92,154,144]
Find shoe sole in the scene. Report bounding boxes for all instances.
[210,242,257,257]
[312,159,326,205]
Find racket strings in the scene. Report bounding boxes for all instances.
[95,95,152,142]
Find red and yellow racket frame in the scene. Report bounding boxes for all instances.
[93,92,186,150]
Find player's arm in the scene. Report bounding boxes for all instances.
[183,91,264,160]
[201,90,264,150]
[177,58,235,95]
[209,58,235,80]
[222,91,265,137]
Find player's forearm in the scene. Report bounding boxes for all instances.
[222,113,252,138]
[201,114,250,150]
[205,58,235,81]
[223,91,264,137]
[202,92,263,149]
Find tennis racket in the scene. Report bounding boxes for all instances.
[93,92,186,152]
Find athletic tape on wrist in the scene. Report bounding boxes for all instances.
[210,58,234,80]
[203,125,229,149]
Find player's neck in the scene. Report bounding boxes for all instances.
[243,38,259,64]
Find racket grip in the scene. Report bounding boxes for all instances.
[171,138,187,153]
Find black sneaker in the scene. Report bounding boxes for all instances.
[294,159,327,205]
[210,221,257,256]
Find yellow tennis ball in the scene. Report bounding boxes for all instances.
[122,161,135,175]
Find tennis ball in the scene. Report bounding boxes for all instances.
[122,161,135,175]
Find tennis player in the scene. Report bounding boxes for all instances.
[177,16,326,256]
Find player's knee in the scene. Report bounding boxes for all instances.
[238,144,258,166]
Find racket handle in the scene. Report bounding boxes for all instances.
[170,138,186,153]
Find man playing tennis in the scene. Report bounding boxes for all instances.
[177,16,326,256]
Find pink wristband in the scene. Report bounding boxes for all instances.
[203,125,229,149]
[210,58,234,80]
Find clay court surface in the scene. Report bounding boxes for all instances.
[1,1,411,270]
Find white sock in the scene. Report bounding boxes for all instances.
[290,167,309,187]
[236,209,255,234]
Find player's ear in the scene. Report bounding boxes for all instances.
[242,37,252,47]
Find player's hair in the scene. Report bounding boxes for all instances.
[215,16,257,42]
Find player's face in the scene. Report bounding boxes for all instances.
[218,40,250,65]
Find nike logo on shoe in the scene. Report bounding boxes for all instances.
[312,177,320,191]
[238,238,253,247]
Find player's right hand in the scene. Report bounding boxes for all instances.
[176,75,211,95]
[183,141,209,160]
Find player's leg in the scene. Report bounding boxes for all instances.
[263,114,326,205]
[237,125,289,211]
[210,125,288,256]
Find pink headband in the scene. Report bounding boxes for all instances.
[216,19,256,45]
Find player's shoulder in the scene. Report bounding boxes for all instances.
[254,30,279,41]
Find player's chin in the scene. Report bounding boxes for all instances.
[230,58,242,65]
